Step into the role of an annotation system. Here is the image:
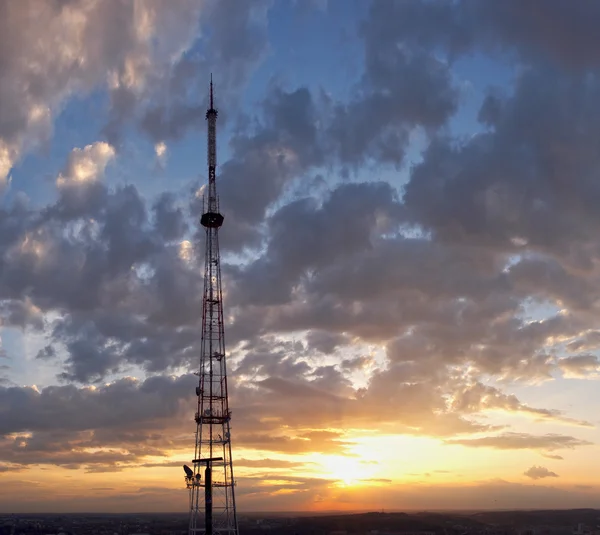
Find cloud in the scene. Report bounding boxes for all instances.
[1,0,599,507]
[235,430,352,456]
[207,86,325,252]
[134,0,272,145]
[236,458,314,469]
[51,142,115,220]
[524,465,559,480]
[306,330,351,355]
[0,0,204,183]
[326,7,459,168]
[0,143,210,382]
[541,453,564,461]
[226,181,403,305]
[56,143,115,188]
[139,460,189,469]
[446,433,593,451]
[0,463,26,473]
[558,355,600,378]
[0,374,197,469]
[154,142,167,168]
[199,24,459,251]
[404,67,600,261]
[367,0,600,71]
[0,297,44,330]
[450,381,592,426]
[230,343,497,439]
[152,192,188,242]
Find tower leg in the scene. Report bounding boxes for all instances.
[205,465,212,535]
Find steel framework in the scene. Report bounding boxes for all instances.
[185,77,238,535]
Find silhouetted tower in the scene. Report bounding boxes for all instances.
[185,77,238,535]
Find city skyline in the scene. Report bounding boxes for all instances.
[1,0,600,513]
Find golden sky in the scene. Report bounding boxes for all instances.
[2,0,600,514]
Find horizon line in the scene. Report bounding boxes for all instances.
[3,507,600,515]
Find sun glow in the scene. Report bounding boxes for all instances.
[321,455,378,486]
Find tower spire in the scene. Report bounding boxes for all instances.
[185,78,237,535]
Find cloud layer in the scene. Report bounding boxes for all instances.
[0,0,599,511]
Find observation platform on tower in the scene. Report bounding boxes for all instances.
[195,409,232,425]
[201,211,223,228]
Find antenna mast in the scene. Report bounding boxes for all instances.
[185,76,238,535]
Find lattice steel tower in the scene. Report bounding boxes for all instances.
[185,77,238,535]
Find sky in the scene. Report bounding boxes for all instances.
[1,0,600,514]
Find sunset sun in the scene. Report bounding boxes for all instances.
[322,455,378,487]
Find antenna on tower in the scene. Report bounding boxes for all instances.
[185,77,237,535]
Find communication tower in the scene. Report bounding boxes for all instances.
[184,76,238,535]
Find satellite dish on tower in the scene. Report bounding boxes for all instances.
[183,464,194,478]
